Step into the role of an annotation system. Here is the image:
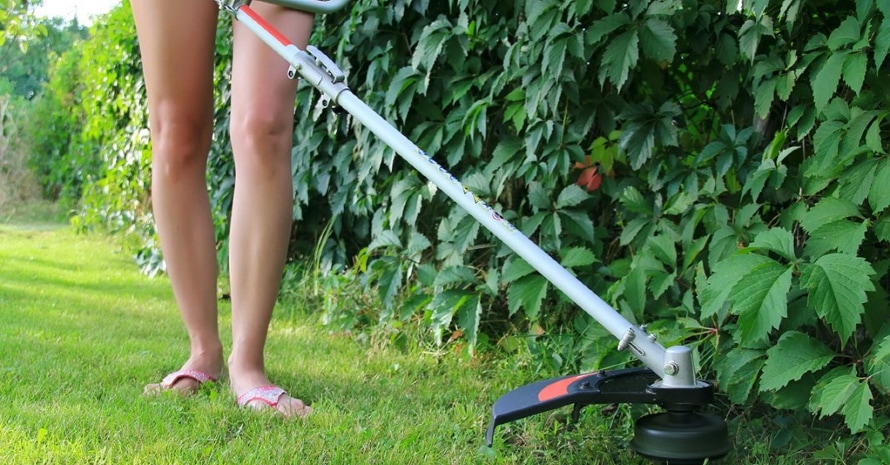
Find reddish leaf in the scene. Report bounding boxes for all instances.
[576,166,603,192]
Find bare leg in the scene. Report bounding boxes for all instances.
[227,3,313,416]
[132,0,224,394]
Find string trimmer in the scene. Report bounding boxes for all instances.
[215,1,732,462]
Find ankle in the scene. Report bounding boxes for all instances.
[182,343,224,373]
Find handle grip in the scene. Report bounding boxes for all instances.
[257,0,350,13]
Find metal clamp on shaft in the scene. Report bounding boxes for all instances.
[307,46,346,83]
[216,0,251,11]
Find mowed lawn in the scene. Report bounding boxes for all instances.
[0,221,667,465]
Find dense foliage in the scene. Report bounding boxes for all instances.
[16,0,890,460]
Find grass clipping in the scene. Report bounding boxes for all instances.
[0,95,41,217]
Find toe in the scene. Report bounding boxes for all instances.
[143,377,201,397]
[278,395,311,418]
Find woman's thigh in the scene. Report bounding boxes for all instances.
[229,3,314,141]
[131,0,219,142]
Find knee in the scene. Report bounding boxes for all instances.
[229,110,293,162]
[149,108,213,178]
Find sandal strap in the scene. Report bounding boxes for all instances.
[160,369,217,388]
[237,386,287,407]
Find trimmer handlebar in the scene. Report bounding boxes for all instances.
[257,0,350,13]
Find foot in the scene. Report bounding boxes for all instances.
[230,365,310,418]
[144,351,224,396]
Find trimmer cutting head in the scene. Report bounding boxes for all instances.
[631,410,731,464]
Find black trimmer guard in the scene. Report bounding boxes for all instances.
[486,368,730,464]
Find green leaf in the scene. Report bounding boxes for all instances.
[488,136,523,173]
[839,159,877,205]
[618,186,652,215]
[556,184,589,208]
[528,182,551,210]
[528,0,561,40]
[743,159,775,202]
[800,197,862,233]
[842,52,867,94]
[662,191,695,216]
[809,367,874,433]
[749,227,796,261]
[595,0,616,13]
[876,215,890,243]
[827,17,861,51]
[716,348,766,404]
[619,264,647,319]
[620,217,653,246]
[699,253,773,319]
[560,210,596,243]
[433,265,478,288]
[575,0,594,17]
[866,118,885,154]
[598,29,639,89]
[385,66,421,120]
[804,219,868,257]
[647,234,677,268]
[869,159,890,214]
[456,294,482,348]
[716,32,739,65]
[585,13,630,46]
[646,0,681,16]
[808,367,852,414]
[775,71,797,101]
[867,334,890,392]
[502,257,535,283]
[754,77,776,118]
[412,18,453,72]
[639,17,676,63]
[875,19,890,70]
[618,103,680,169]
[728,259,794,344]
[405,231,432,259]
[376,258,403,305]
[801,254,876,344]
[759,331,836,391]
[649,270,675,299]
[842,382,874,433]
[811,120,844,174]
[682,235,710,272]
[429,289,468,331]
[739,15,775,61]
[368,230,402,251]
[811,53,846,112]
[542,25,570,75]
[507,274,549,319]
[560,247,597,269]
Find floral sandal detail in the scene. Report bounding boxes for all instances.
[237,386,310,417]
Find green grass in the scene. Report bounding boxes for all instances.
[0,210,812,464]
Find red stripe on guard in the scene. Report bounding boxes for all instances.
[241,5,293,47]
[537,375,587,402]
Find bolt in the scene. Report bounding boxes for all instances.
[664,362,679,376]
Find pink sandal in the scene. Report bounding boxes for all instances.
[237,385,288,408]
[144,369,218,396]
[236,385,311,417]
[160,369,217,389]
